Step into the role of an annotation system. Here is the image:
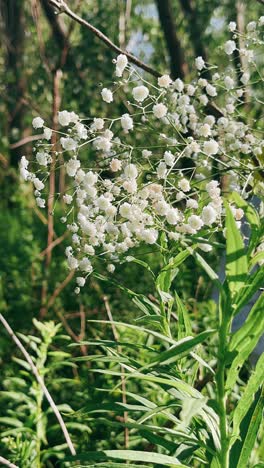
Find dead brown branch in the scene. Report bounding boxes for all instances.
[48,0,161,77]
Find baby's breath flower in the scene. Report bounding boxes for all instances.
[132,85,149,102]
[101,88,113,103]
[153,103,167,119]
[158,74,172,88]
[115,54,128,77]
[195,56,205,70]
[224,40,236,55]
[32,116,44,129]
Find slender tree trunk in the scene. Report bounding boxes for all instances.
[178,0,211,79]
[156,0,188,79]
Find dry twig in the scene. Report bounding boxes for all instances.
[0,314,76,456]
[48,0,160,77]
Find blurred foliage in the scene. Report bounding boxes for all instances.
[0,0,263,466]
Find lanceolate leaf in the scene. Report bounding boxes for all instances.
[235,387,264,468]
[231,353,264,447]
[225,203,248,297]
[233,267,264,315]
[226,293,264,390]
[66,450,188,466]
[148,330,215,367]
[194,252,222,287]
[229,192,260,252]
[175,293,192,339]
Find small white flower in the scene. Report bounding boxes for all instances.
[120,202,132,218]
[195,56,205,70]
[157,161,167,179]
[201,205,217,225]
[76,277,86,287]
[66,158,80,177]
[115,54,128,77]
[32,117,44,129]
[110,158,122,172]
[199,123,211,137]
[33,177,44,191]
[166,209,180,225]
[84,171,98,186]
[178,178,191,192]
[187,84,196,96]
[63,194,73,204]
[224,76,235,90]
[142,149,152,158]
[174,78,184,92]
[121,113,133,132]
[247,21,256,32]
[75,122,88,140]
[204,139,219,156]
[36,197,45,208]
[188,215,204,231]
[158,74,172,88]
[43,127,52,140]
[241,72,250,85]
[79,257,93,273]
[153,103,167,119]
[199,94,208,106]
[58,110,78,126]
[124,163,138,179]
[67,256,78,270]
[164,151,175,167]
[228,21,236,32]
[224,40,236,55]
[36,151,49,166]
[91,118,104,131]
[60,137,78,151]
[186,199,198,209]
[206,84,217,97]
[107,264,115,273]
[132,85,149,102]
[101,88,113,103]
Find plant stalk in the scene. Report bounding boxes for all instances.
[216,315,230,468]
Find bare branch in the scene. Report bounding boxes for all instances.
[10,134,43,149]
[47,0,161,77]
[0,457,19,468]
[0,313,76,456]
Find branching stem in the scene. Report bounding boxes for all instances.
[0,313,76,456]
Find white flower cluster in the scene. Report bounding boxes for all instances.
[20,17,264,289]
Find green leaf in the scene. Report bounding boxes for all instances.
[233,267,264,314]
[231,353,264,447]
[175,293,192,339]
[225,203,248,297]
[235,387,264,468]
[229,192,260,255]
[148,330,215,367]
[161,249,192,272]
[66,450,188,466]
[226,293,264,390]
[194,252,221,287]
[179,396,208,428]
[249,251,264,269]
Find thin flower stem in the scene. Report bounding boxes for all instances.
[0,313,76,456]
[216,314,230,468]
